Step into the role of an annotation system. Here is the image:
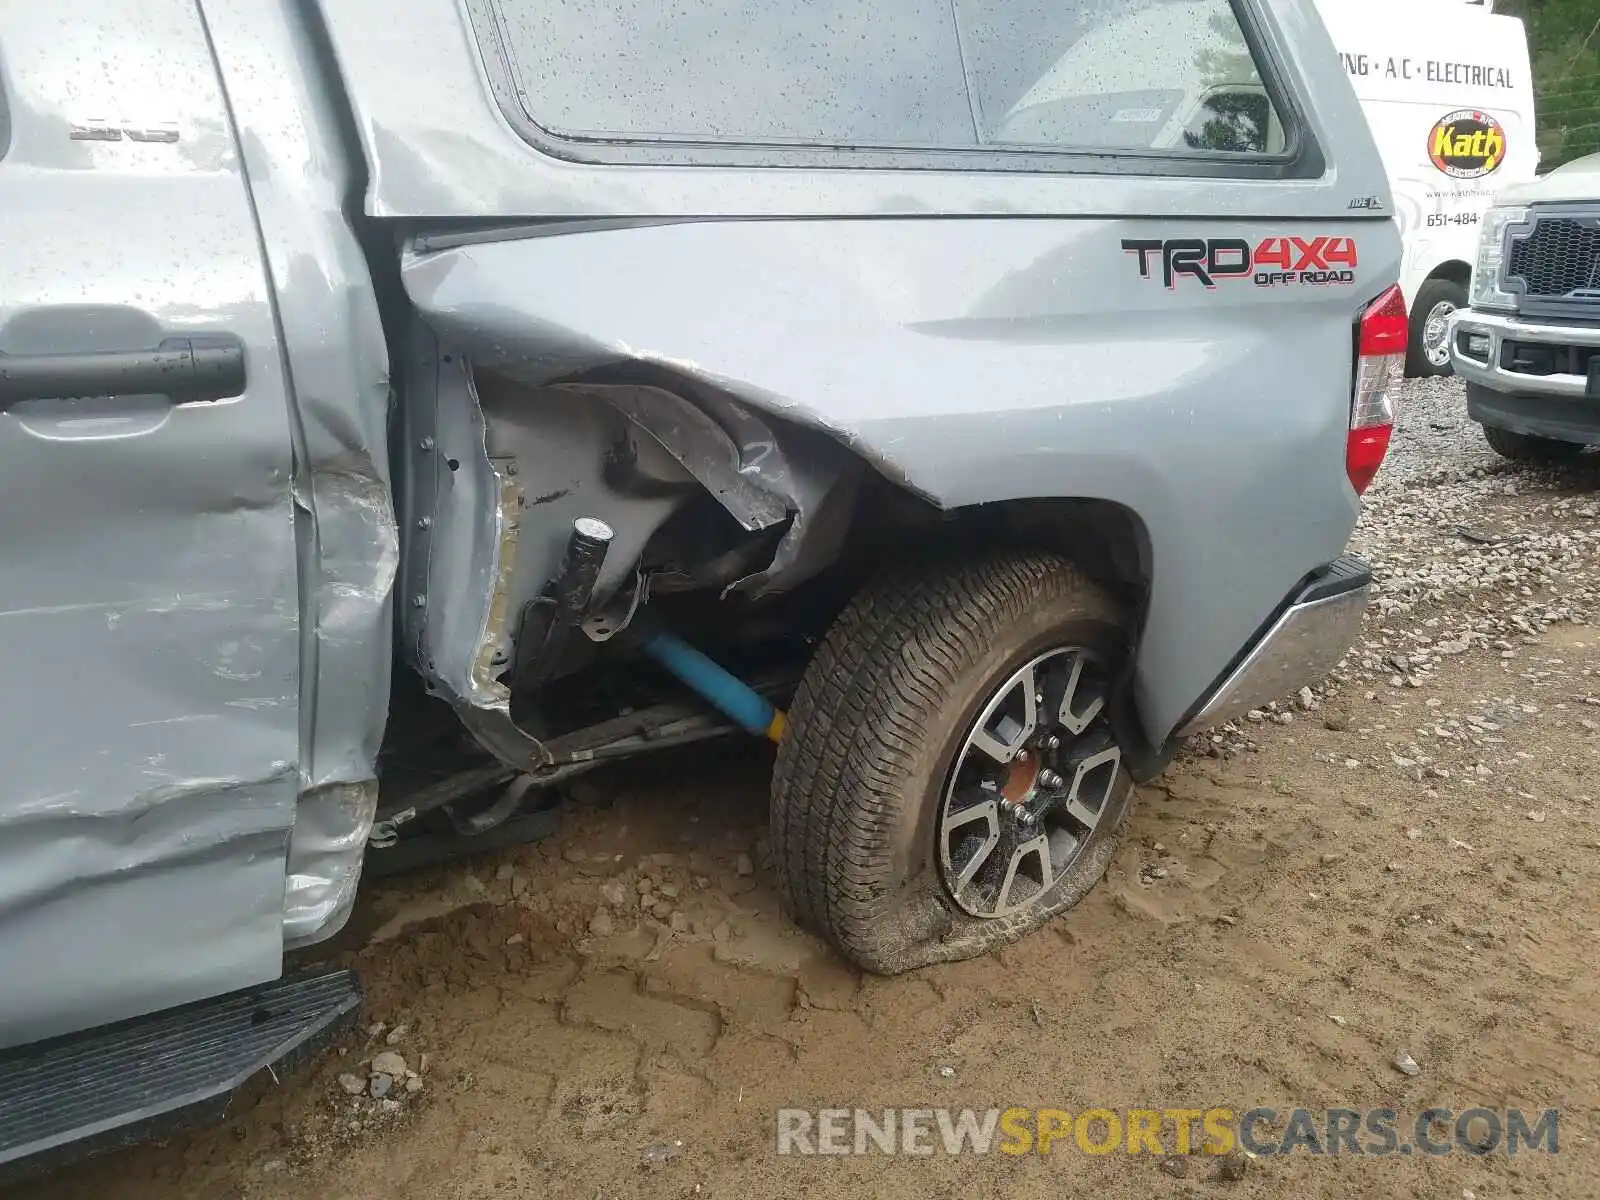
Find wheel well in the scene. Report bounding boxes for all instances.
[825,479,1152,613]
[714,479,1161,772]
[659,472,1155,668]
[1427,260,1471,290]
[756,480,1163,775]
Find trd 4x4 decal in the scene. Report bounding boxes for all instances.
[1122,236,1359,289]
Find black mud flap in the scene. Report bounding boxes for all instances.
[0,967,362,1186]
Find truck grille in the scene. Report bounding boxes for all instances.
[1506,215,1600,299]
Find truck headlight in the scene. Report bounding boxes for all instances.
[1468,206,1528,312]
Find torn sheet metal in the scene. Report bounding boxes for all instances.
[557,383,790,533]
[552,380,865,597]
[394,234,884,742]
[401,240,869,596]
[396,335,555,772]
[399,228,924,501]
[395,326,866,750]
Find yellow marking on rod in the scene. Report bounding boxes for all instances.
[765,710,788,744]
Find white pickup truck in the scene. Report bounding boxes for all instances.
[1451,153,1600,460]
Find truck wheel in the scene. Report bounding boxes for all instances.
[770,552,1133,974]
[1407,278,1467,377]
[1482,423,1589,464]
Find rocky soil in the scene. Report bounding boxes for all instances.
[27,377,1600,1200]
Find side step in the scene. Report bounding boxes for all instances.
[0,967,362,1185]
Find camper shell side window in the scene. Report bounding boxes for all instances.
[1179,87,1286,155]
[465,0,1310,177]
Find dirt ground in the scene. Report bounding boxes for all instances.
[24,404,1600,1200]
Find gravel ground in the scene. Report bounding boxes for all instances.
[25,376,1600,1200]
[1371,374,1507,487]
[1195,375,1599,761]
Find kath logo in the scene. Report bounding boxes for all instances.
[1122,236,1358,289]
[1429,109,1506,178]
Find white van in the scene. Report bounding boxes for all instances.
[1316,0,1538,374]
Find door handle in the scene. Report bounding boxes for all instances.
[0,337,246,409]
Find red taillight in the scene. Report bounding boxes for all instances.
[1359,284,1408,358]
[1349,284,1406,495]
[1346,425,1393,494]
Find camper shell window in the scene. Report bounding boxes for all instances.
[469,0,1301,174]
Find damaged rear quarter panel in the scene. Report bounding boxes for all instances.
[402,217,1387,742]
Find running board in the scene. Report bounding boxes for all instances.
[0,967,362,1185]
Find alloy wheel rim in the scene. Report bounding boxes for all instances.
[937,646,1121,919]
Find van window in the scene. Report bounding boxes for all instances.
[481,0,1286,162]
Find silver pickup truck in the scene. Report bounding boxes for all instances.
[0,0,1402,1176]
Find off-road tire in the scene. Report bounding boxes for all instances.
[1482,423,1589,464]
[770,551,1133,974]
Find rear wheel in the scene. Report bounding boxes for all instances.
[770,551,1133,974]
[1482,423,1589,463]
[1407,277,1467,377]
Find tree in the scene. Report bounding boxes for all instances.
[1183,11,1270,153]
[1499,0,1600,168]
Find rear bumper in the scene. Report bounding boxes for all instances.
[1177,555,1371,736]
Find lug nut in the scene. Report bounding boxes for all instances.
[1037,769,1063,789]
[1001,799,1035,825]
[1042,734,1061,751]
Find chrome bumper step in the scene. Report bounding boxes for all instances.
[1178,553,1371,736]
